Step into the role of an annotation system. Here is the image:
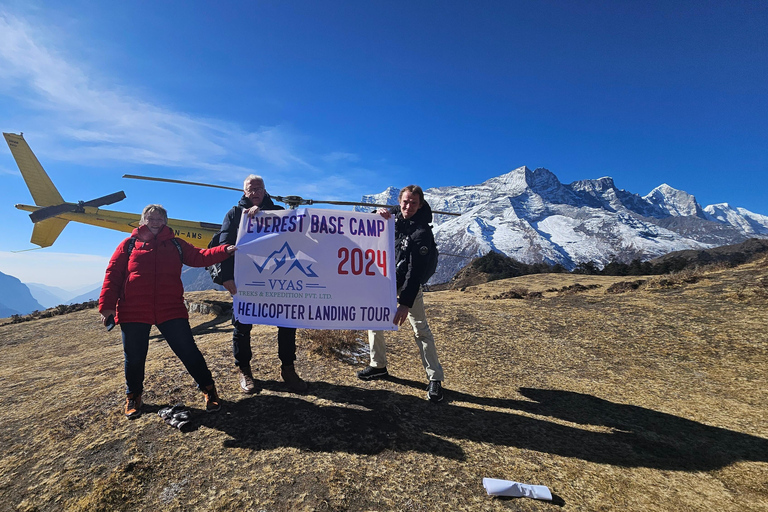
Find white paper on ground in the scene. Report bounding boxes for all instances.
[483,478,553,501]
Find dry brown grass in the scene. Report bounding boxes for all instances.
[1,261,767,511]
[299,329,368,363]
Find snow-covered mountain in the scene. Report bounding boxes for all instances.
[359,167,768,283]
[360,187,400,212]
[703,203,768,237]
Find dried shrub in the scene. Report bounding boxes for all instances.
[543,284,602,295]
[489,287,527,300]
[606,280,647,294]
[645,268,703,290]
[557,283,602,295]
[486,287,543,300]
[300,329,366,362]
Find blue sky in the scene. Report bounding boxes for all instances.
[0,1,766,289]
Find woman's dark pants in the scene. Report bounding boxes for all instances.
[121,318,214,395]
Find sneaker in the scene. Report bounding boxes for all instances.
[356,366,389,381]
[203,384,221,413]
[280,364,308,393]
[427,381,444,402]
[238,366,257,394]
[125,392,143,419]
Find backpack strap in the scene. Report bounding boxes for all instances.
[126,237,137,258]
[170,238,184,264]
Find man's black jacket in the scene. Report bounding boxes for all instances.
[217,193,282,283]
[391,201,435,309]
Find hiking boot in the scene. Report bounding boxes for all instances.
[427,381,444,402]
[357,366,389,381]
[203,384,221,413]
[125,392,143,419]
[238,366,257,394]
[280,364,308,393]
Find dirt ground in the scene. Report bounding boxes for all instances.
[0,259,766,511]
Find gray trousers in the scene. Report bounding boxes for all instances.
[368,288,444,382]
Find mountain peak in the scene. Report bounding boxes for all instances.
[363,167,768,283]
[644,184,704,217]
[358,186,400,210]
[570,176,616,192]
[530,167,561,190]
[479,166,533,196]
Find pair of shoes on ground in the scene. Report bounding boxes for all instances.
[280,364,308,393]
[158,404,192,430]
[356,366,445,402]
[238,366,258,394]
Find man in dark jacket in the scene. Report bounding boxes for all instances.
[356,185,445,402]
[218,174,307,394]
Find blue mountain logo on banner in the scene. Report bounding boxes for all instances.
[252,242,319,278]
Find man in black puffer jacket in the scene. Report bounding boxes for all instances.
[217,174,307,394]
[357,185,445,402]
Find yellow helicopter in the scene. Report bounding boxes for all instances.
[5,132,458,250]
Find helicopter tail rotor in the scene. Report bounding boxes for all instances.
[29,191,127,223]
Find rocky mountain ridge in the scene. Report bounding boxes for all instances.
[360,166,768,283]
[0,271,45,316]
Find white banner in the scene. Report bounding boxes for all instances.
[233,208,397,330]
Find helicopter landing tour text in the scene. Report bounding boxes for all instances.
[233,208,397,330]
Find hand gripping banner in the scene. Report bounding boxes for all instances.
[234,208,397,330]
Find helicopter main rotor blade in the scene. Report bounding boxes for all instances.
[123,174,460,215]
[274,197,460,216]
[123,174,241,192]
[305,199,460,216]
[322,200,460,216]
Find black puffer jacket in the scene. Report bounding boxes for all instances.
[391,201,435,308]
[217,193,282,282]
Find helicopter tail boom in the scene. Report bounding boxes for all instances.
[4,132,64,207]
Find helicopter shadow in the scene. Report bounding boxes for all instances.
[192,379,768,471]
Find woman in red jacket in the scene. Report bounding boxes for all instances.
[99,204,236,419]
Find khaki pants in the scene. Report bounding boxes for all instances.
[368,288,444,382]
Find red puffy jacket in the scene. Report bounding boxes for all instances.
[99,225,231,325]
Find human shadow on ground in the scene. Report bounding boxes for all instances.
[146,315,232,342]
[189,314,232,336]
[197,383,465,459]
[195,380,768,471]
